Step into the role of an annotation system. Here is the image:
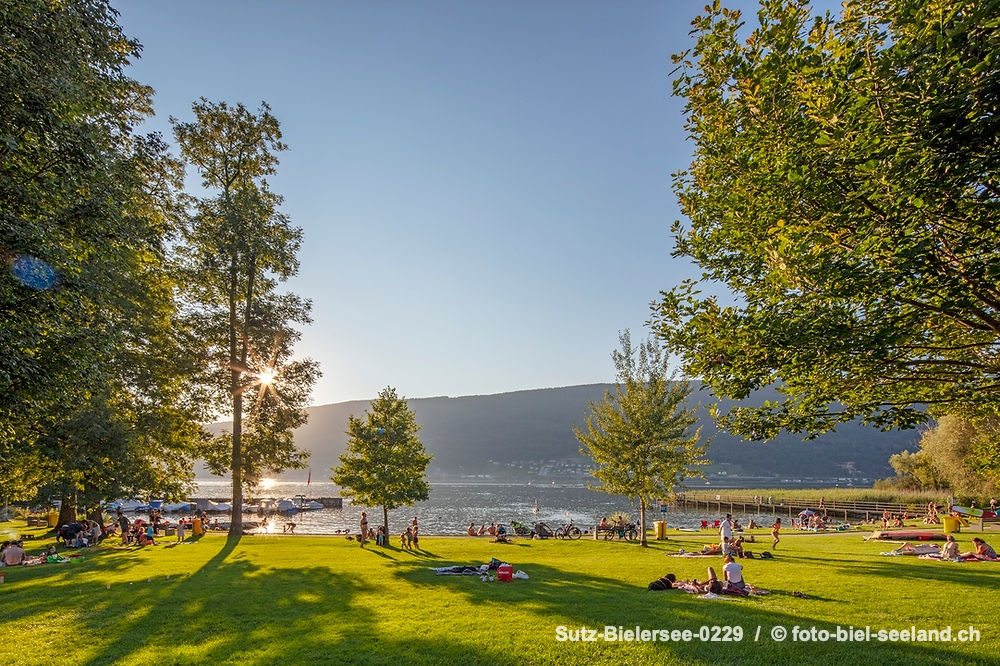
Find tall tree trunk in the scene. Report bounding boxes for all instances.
[229,252,243,537]
[639,497,648,547]
[57,486,76,527]
[230,391,244,536]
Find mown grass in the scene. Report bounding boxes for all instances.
[0,521,996,665]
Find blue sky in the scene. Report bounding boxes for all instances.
[114,1,822,407]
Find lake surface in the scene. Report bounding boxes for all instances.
[190,481,766,535]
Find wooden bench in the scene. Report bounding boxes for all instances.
[968,516,1000,532]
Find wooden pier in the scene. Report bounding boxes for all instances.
[673,492,941,522]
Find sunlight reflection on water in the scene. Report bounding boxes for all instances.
[187,481,761,535]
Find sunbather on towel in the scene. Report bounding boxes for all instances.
[961,537,997,560]
[890,542,941,556]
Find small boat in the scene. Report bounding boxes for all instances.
[161,502,194,512]
[107,499,146,512]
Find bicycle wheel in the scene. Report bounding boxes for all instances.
[603,529,614,541]
[568,526,582,540]
[625,529,638,541]
[554,528,566,539]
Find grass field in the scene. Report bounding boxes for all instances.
[1,521,996,665]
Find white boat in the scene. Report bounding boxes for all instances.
[299,501,324,511]
[107,499,146,512]
[162,502,195,512]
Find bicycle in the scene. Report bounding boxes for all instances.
[554,521,582,539]
[604,522,638,541]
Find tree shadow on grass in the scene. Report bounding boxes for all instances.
[67,537,529,666]
[386,559,990,666]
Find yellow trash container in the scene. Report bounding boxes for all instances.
[47,512,59,528]
[654,521,668,540]
[192,518,203,536]
[942,515,960,534]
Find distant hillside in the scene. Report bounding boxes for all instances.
[205,384,921,482]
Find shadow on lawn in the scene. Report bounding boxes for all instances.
[67,536,525,666]
[387,559,987,666]
[4,535,988,666]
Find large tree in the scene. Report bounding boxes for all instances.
[574,331,708,547]
[0,0,204,511]
[654,0,1000,474]
[172,100,319,534]
[332,387,432,539]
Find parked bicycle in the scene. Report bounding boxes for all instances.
[555,521,582,539]
[604,521,638,541]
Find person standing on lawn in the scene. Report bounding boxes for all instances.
[359,511,368,548]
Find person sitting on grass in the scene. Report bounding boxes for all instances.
[941,535,960,559]
[487,523,497,536]
[720,536,736,557]
[477,524,487,536]
[1,540,25,566]
[722,554,746,590]
[961,537,997,560]
[467,522,477,536]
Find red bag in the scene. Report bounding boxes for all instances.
[497,564,513,582]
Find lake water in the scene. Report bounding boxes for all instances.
[190,481,764,535]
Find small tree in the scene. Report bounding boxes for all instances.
[575,330,708,546]
[332,387,432,539]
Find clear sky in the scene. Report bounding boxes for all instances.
[113,1,821,407]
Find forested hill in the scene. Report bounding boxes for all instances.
[207,384,921,481]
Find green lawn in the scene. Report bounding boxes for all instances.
[0,522,996,665]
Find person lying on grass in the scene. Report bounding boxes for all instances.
[889,542,941,556]
[961,538,997,560]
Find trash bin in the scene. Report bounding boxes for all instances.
[942,515,960,534]
[47,512,59,528]
[654,521,668,540]
[192,518,203,536]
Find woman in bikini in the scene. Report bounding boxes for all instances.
[771,518,781,550]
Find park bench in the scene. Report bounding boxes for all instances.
[968,515,1000,532]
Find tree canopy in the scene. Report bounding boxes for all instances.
[172,99,319,533]
[0,0,204,514]
[575,331,708,546]
[332,387,432,534]
[654,0,1000,469]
